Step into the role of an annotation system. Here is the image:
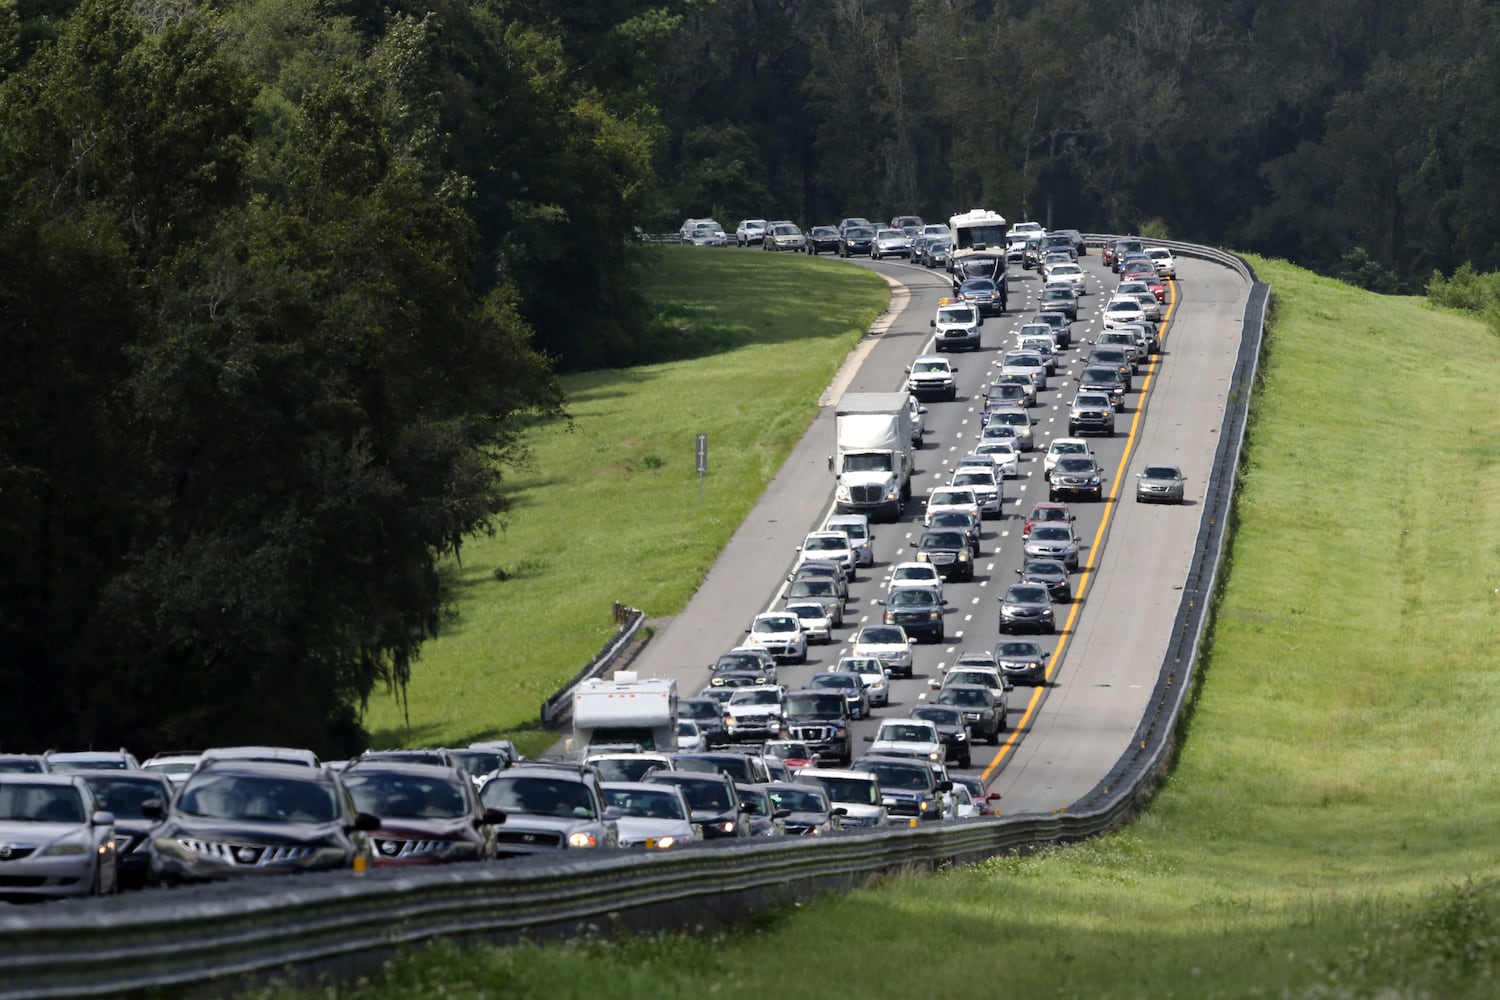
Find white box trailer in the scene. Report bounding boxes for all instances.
[833,392,914,522]
[571,672,678,754]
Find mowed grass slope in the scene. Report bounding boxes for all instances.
[360,247,889,750]
[313,257,1500,997]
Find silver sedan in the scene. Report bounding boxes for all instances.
[1136,465,1187,503]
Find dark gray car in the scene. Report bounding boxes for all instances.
[999,583,1055,634]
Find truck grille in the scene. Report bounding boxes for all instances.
[849,485,884,505]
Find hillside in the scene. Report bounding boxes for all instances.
[313,256,1500,998]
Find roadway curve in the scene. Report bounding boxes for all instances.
[629,247,1251,815]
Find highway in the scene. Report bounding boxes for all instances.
[629,247,1252,815]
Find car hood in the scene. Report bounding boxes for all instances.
[370,816,482,842]
[158,815,348,846]
[615,817,695,843]
[869,741,942,758]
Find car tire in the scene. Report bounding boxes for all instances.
[959,756,971,769]
[988,726,1001,745]
[998,713,1009,733]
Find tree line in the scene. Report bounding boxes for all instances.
[3,0,1490,754]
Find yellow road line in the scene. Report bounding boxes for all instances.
[982,278,1181,783]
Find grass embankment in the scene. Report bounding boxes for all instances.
[315,257,1500,997]
[360,247,889,752]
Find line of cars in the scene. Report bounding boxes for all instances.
[0,742,528,898]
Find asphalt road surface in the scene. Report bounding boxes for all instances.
[623,247,1251,815]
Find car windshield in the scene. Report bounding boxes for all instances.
[654,777,732,811]
[804,536,846,552]
[787,580,834,599]
[847,227,874,238]
[997,641,1043,657]
[765,742,811,760]
[878,724,935,743]
[888,588,939,607]
[1052,442,1086,456]
[784,693,846,719]
[807,776,879,806]
[812,674,857,691]
[480,775,596,819]
[1007,585,1050,603]
[1056,459,1096,474]
[937,307,974,324]
[1143,466,1180,479]
[789,605,825,622]
[1023,560,1065,576]
[919,532,965,551]
[859,627,906,645]
[912,360,949,373]
[961,280,997,294]
[731,688,780,706]
[602,787,685,820]
[344,772,470,819]
[951,472,992,487]
[858,761,931,791]
[177,774,339,823]
[992,412,1027,427]
[838,657,883,676]
[1076,395,1111,408]
[1031,526,1073,541]
[713,654,761,672]
[0,784,87,823]
[912,707,964,727]
[79,776,168,817]
[929,512,974,530]
[773,225,799,236]
[892,566,937,582]
[592,757,667,783]
[767,787,827,813]
[679,700,719,722]
[939,687,989,707]
[753,617,797,634]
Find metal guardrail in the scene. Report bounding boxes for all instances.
[538,605,646,726]
[0,241,1270,1000]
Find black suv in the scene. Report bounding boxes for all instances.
[781,690,853,766]
[915,528,975,582]
[145,761,378,884]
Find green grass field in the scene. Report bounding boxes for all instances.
[359,247,889,752]
[296,255,1500,998]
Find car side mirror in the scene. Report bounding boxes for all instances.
[351,811,382,833]
[92,810,116,827]
[918,407,928,415]
[987,792,1002,801]
[481,807,506,826]
[929,319,936,327]
[832,806,849,816]
[139,799,165,820]
[1004,681,1016,691]
[862,736,875,742]
[774,809,792,820]
[936,781,954,792]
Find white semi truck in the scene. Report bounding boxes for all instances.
[833,392,914,522]
[948,208,1009,266]
[571,672,678,754]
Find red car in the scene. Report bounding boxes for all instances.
[1022,501,1075,538]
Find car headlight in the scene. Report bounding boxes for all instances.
[928,752,940,761]
[153,837,197,861]
[40,842,87,857]
[567,831,600,848]
[916,552,929,562]
[919,800,930,811]
[958,552,971,561]
[719,821,736,834]
[653,836,677,850]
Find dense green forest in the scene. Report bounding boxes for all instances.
[3,0,1494,753]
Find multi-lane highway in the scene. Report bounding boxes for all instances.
[631,247,1251,814]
